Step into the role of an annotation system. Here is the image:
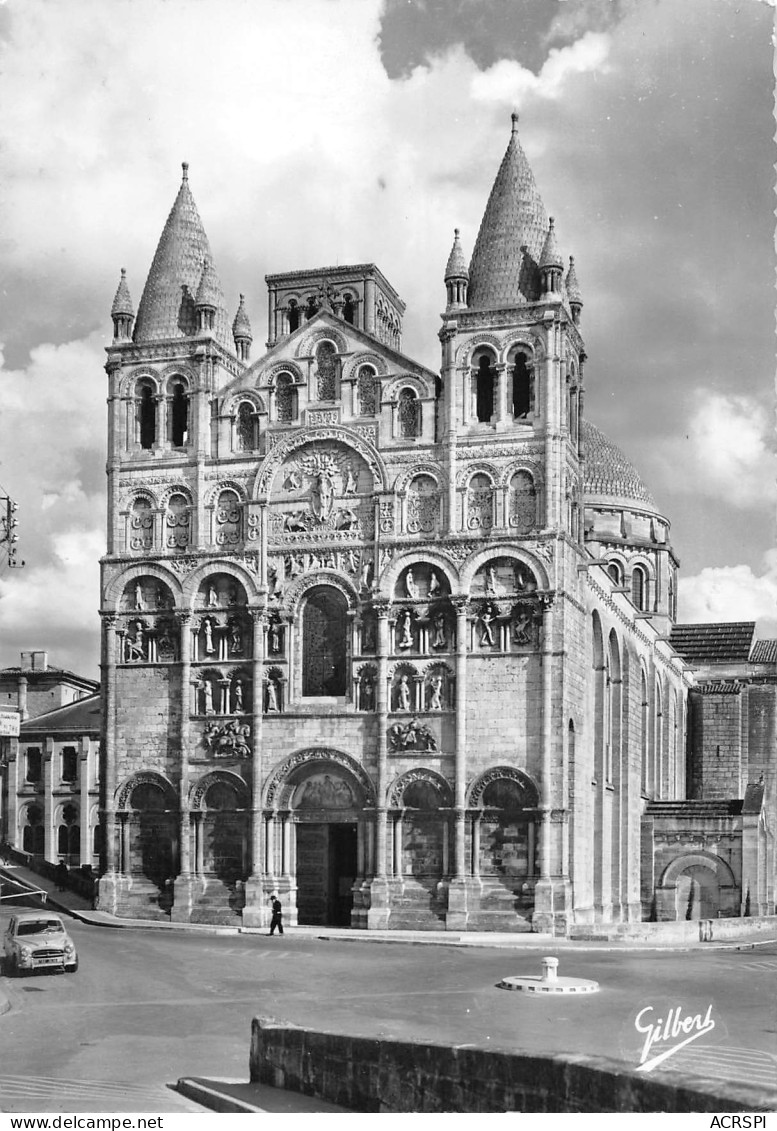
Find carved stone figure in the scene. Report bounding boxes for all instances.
[429,570,441,596]
[311,471,335,522]
[269,621,282,654]
[125,622,145,662]
[479,604,496,647]
[204,619,215,655]
[361,559,374,589]
[343,463,358,495]
[228,585,239,606]
[512,611,533,645]
[398,610,413,649]
[486,565,500,595]
[133,582,144,611]
[207,584,219,608]
[204,718,251,758]
[202,679,214,715]
[266,678,280,713]
[233,679,244,713]
[388,719,438,751]
[229,624,242,654]
[397,674,411,711]
[361,678,375,711]
[336,506,358,531]
[432,612,447,649]
[405,568,418,599]
[428,674,443,711]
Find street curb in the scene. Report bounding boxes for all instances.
[175,1078,263,1114]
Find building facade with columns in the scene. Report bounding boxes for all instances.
[97,119,706,933]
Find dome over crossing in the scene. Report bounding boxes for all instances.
[581,419,660,515]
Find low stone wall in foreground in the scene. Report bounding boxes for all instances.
[249,1016,772,1113]
[570,914,777,944]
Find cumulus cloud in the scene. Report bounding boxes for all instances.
[470,31,612,104]
[654,391,773,509]
[679,552,777,639]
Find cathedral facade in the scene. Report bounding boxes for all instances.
[97,118,760,934]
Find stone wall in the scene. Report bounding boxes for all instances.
[248,1016,770,1113]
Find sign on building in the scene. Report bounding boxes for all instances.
[0,709,20,737]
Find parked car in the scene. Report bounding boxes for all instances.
[3,911,78,976]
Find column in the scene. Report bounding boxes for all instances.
[43,738,54,862]
[471,814,481,877]
[393,813,403,876]
[102,616,118,874]
[178,614,192,874]
[495,363,508,424]
[79,737,91,867]
[453,599,468,875]
[241,608,267,928]
[120,816,130,875]
[367,602,392,927]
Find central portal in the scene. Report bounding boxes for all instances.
[296,822,357,926]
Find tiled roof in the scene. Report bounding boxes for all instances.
[110,268,134,317]
[195,255,222,309]
[750,639,777,664]
[467,116,549,309]
[670,622,757,664]
[19,693,101,734]
[0,665,98,689]
[581,419,660,514]
[133,164,230,348]
[444,229,468,281]
[539,217,563,269]
[565,256,582,304]
[232,294,252,341]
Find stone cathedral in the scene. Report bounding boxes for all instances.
[96,117,775,933]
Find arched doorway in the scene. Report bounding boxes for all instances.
[126,781,176,888]
[302,586,348,696]
[469,769,539,926]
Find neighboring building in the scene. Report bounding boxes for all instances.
[641,624,777,920]
[94,118,772,931]
[1,692,101,868]
[0,651,98,722]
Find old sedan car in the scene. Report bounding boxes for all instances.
[3,911,78,976]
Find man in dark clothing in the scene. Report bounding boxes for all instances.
[268,892,283,935]
[55,861,68,892]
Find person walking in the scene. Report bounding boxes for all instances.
[268,892,283,936]
[55,860,68,892]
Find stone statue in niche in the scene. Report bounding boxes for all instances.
[396,674,411,711]
[486,565,501,596]
[125,622,145,662]
[343,463,358,495]
[266,678,280,713]
[268,621,283,654]
[429,570,441,597]
[201,678,214,715]
[133,582,144,611]
[233,679,244,713]
[405,568,418,599]
[361,678,375,711]
[512,610,533,645]
[398,611,414,649]
[204,619,215,655]
[431,612,447,649]
[388,718,438,751]
[155,586,167,610]
[362,618,376,652]
[207,584,219,608]
[361,559,374,589]
[157,626,176,662]
[229,623,242,655]
[428,674,443,711]
[228,585,239,606]
[479,604,496,647]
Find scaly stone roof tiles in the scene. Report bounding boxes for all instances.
[232,294,253,341]
[539,217,563,270]
[444,228,468,281]
[133,164,230,348]
[565,255,582,304]
[110,268,134,317]
[581,419,659,514]
[467,115,549,310]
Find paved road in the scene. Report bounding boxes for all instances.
[1,897,776,1112]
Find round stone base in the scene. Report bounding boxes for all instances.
[498,975,599,994]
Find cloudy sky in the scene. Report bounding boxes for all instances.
[0,0,774,680]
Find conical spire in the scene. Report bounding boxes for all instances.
[539,217,563,270]
[195,256,222,309]
[133,163,230,347]
[565,255,582,303]
[232,293,252,340]
[444,228,469,281]
[111,268,134,317]
[467,113,549,309]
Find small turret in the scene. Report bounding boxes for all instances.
[444,228,468,310]
[111,268,134,341]
[232,294,253,362]
[195,256,221,334]
[566,255,583,324]
[539,217,563,295]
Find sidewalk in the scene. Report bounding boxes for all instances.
[2,861,777,952]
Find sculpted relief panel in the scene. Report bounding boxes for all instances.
[268,441,374,544]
